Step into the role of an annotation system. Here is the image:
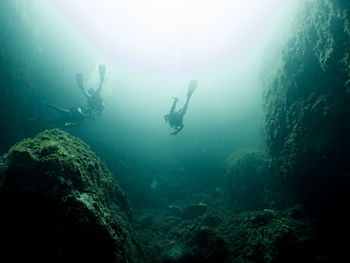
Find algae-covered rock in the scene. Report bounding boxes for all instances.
[0,129,136,262]
[218,206,321,263]
[167,205,182,217]
[135,200,326,263]
[181,203,207,219]
[264,0,350,211]
[225,149,289,210]
[163,224,229,263]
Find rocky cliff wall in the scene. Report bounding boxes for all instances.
[264,0,350,212]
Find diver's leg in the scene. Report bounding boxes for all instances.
[31,116,66,124]
[46,104,71,124]
[76,73,90,99]
[170,97,178,113]
[26,115,39,122]
[44,117,67,124]
[187,80,197,97]
[181,96,191,116]
[26,113,65,124]
[97,64,106,93]
[46,104,70,115]
[181,80,197,116]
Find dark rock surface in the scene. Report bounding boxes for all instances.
[164,224,229,263]
[181,203,207,219]
[217,206,322,263]
[0,129,137,262]
[135,195,326,263]
[264,0,350,211]
[225,149,293,210]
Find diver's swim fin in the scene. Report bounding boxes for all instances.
[187,80,197,97]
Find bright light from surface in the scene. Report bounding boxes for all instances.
[39,0,298,126]
[51,0,292,70]
[27,0,300,158]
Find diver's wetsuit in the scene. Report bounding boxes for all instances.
[165,98,185,135]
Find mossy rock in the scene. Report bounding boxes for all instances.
[163,224,229,263]
[225,149,289,210]
[218,206,322,263]
[263,0,350,212]
[0,129,137,262]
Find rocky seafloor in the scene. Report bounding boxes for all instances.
[0,129,348,262]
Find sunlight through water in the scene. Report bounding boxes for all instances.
[50,0,292,69]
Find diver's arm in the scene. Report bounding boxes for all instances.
[171,125,184,135]
[34,116,67,124]
[97,82,103,94]
[97,64,106,94]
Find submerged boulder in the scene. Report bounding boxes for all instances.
[135,202,327,263]
[0,129,136,262]
[163,224,229,263]
[218,206,322,263]
[264,0,350,212]
[225,149,289,210]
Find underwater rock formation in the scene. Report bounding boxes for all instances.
[218,206,322,263]
[0,129,136,262]
[135,203,326,263]
[164,224,229,263]
[137,217,229,263]
[264,0,350,211]
[225,149,290,210]
[181,203,208,219]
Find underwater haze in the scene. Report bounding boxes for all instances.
[2,0,299,175]
[4,0,350,262]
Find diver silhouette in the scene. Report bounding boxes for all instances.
[76,64,106,119]
[164,80,197,135]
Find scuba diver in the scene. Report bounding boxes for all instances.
[27,103,88,127]
[164,80,197,135]
[75,64,106,119]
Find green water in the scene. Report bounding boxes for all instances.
[5,1,350,262]
[0,0,299,202]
